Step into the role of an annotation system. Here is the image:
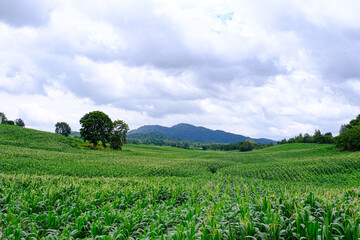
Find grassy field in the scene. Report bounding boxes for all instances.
[1,124,360,239]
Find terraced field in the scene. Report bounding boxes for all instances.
[1,124,360,239]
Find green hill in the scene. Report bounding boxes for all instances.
[128,123,276,144]
[1,124,360,239]
[0,124,82,152]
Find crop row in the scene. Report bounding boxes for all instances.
[0,145,235,178]
[219,150,360,186]
[1,174,360,239]
[2,144,360,183]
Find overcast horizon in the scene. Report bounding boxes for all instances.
[1,0,360,140]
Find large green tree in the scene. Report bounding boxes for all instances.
[339,124,347,134]
[313,129,325,143]
[342,114,360,131]
[0,112,7,124]
[80,111,113,149]
[335,114,360,151]
[334,125,360,151]
[15,118,25,127]
[239,140,255,152]
[110,120,129,150]
[55,122,71,137]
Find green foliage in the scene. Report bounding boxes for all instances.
[345,114,360,130]
[2,173,360,239]
[0,112,7,123]
[199,140,273,152]
[239,139,255,151]
[0,113,25,127]
[128,131,274,151]
[14,118,25,127]
[80,111,113,149]
[334,125,360,151]
[69,131,81,138]
[110,120,129,150]
[303,133,313,143]
[339,124,347,133]
[2,125,360,239]
[128,133,194,149]
[335,114,360,151]
[0,124,82,152]
[279,130,333,144]
[4,120,15,125]
[55,122,71,137]
[128,132,183,143]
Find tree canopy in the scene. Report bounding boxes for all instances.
[278,130,333,145]
[335,114,360,151]
[346,114,360,130]
[15,118,25,127]
[80,111,113,149]
[55,122,71,137]
[0,112,7,124]
[110,120,129,150]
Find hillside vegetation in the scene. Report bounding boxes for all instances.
[128,123,275,144]
[1,124,360,239]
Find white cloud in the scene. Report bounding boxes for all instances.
[19,102,61,125]
[293,0,360,28]
[1,0,360,140]
[346,79,360,93]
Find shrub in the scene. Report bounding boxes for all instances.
[239,140,255,151]
[334,125,360,151]
[55,122,71,137]
[110,120,129,150]
[15,118,25,127]
[5,120,14,125]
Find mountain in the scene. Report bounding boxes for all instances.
[128,123,275,144]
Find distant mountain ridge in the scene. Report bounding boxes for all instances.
[128,123,275,144]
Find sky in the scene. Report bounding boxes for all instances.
[1,0,360,140]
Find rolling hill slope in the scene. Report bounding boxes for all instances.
[0,124,81,152]
[2,124,360,239]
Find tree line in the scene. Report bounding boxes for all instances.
[334,114,360,151]
[278,130,334,145]
[127,134,274,152]
[196,140,274,151]
[128,137,196,150]
[55,111,129,150]
[276,114,360,151]
[0,112,25,127]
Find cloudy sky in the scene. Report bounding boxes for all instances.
[1,0,360,140]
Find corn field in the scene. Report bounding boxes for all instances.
[1,125,360,239]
